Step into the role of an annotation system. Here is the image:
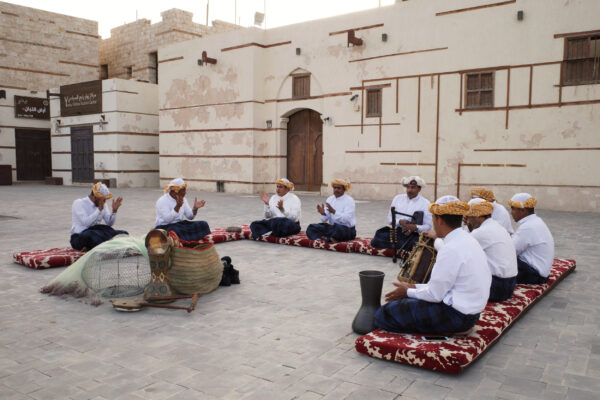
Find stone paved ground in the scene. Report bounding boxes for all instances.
[0,184,598,400]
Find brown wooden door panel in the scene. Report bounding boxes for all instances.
[71,126,94,182]
[15,129,51,180]
[287,109,322,191]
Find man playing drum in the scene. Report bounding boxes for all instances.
[374,196,491,334]
[306,179,356,243]
[370,176,432,250]
[509,193,554,284]
[70,182,127,251]
[470,187,513,234]
[250,178,301,239]
[155,178,211,241]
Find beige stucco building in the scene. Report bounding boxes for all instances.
[49,79,159,187]
[158,0,600,212]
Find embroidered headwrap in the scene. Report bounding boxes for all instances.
[330,179,351,191]
[466,198,494,217]
[508,193,537,209]
[91,182,112,200]
[428,195,469,215]
[164,178,187,194]
[275,178,294,190]
[401,176,426,188]
[470,186,495,202]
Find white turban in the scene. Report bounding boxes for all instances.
[92,182,112,200]
[467,198,493,216]
[509,193,537,208]
[401,176,426,188]
[164,178,187,193]
[429,195,469,215]
[275,178,294,190]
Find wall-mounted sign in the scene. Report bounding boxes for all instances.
[14,96,50,120]
[60,80,102,117]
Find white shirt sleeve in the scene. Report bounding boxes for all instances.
[331,197,355,226]
[407,245,460,303]
[182,198,195,220]
[282,195,301,222]
[417,209,433,233]
[156,196,180,225]
[386,199,395,225]
[512,226,530,255]
[264,202,275,219]
[101,204,116,226]
[73,200,101,228]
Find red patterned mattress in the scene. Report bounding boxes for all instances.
[257,231,355,252]
[355,258,576,374]
[201,225,252,244]
[13,247,86,269]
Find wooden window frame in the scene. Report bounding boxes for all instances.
[562,35,600,86]
[464,71,494,109]
[365,88,382,117]
[292,73,311,99]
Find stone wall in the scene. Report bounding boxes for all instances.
[0,1,99,91]
[99,9,239,83]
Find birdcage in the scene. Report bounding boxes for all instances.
[81,247,151,298]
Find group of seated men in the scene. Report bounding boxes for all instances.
[71,176,554,335]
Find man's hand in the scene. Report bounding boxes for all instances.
[277,199,284,211]
[402,223,417,235]
[325,202,336,214]
[174,193,184,212]
[111,197,123,212]
[384,281,415,303]
[96,198,106,211]
[194,197,205,209]
[259,191,270,205]
[316,204,326,216]
[424,229,437,239]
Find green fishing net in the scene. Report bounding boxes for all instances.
[41,235,150,305]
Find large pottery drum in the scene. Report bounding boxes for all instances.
[169,242,223,295]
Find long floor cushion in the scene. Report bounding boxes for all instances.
[13,247,86,269]
[355,258,576,374]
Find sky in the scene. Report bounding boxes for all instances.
[8,0,397,38]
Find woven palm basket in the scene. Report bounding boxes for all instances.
[169,243,223,295]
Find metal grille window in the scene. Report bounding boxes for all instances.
[292,74,310,99]
[465,72,494,109]
[563,35,600,85]
[366,88,382,117]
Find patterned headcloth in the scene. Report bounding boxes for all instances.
[508,193,537,209]
[275,178,294,190]
[164,178,187,194]
[401,176,426,188]
[470,186,496,202]
[91,182,112,200]
[466,198,494,217]
[429,195,469,215]
[330,179,351,191]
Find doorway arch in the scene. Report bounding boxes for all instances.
[286,109,323,191]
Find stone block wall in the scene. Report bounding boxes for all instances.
[0,1,99,91]
[99,8,239,83]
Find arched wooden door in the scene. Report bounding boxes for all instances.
[287,109,323,191]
